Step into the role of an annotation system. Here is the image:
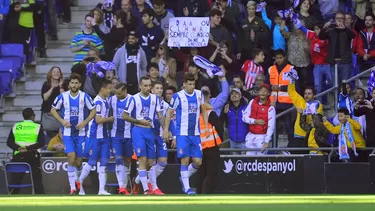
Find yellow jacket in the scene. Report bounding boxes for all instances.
[46,135,65,157]
[323,118,366,148]
[288,83,323,139]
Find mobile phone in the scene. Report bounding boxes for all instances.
[85,57,96,63]
[358,101,366,105]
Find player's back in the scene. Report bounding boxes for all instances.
[173,89,202,136]
[88,95,110,139]
[109,94,132,138]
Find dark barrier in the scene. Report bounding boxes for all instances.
[369,155,375,193]
[324,162,371,194]
[1,154,375,194]
[217,156,303,193]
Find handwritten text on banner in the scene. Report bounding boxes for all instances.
[168,17,210,47]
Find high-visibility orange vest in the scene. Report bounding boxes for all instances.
[132,152,137,160]
[199,108,222,149]
[268,64,293,104]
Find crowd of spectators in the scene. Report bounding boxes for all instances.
[4,0,372,161]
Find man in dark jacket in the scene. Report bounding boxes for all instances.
[221,88,248,154]
[319,12,356,85]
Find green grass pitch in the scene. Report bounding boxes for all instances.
[0,195,375,211]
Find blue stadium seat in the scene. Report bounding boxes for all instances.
[4,162,35,195]
[0,59,15,95]
[0,44,25,79]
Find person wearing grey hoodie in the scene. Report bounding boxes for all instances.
[113,31,148,94]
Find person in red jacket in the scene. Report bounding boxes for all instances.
[357,14,375,71]
[242,84,276,155]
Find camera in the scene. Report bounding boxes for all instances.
[357,101,366,105]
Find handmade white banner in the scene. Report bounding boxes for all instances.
[168,17,210,47]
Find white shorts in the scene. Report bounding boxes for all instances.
[245,133,267,155]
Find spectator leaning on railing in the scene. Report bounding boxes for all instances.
[46,128,66,157]
[221,88,248,155]
[322,108,366,162]
[354,88,375,148]
[287,70,323,154]
[242,84,276,155]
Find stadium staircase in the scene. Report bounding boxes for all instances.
[0,0,96,151]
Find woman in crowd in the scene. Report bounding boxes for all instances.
[281,21,312,95]
[89,8,110,34]
[151,44,178,89]
[41,66,65,138]
[297,0,318,30]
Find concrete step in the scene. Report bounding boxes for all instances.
[0,142,12,153]
[71,10,91,24]
[35,62,73,75]
[46,48,75,58]
[58,23,83,30]
[0,126,11,139]
[5,95,42,107]
[77,0,98,7]
[0,111,41,122]
[16,78,45,91]
[3,106,41,112]
[56,28,82,41]
[47,44,71,49]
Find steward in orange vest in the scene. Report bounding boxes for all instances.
[195,94,224,194]
[268,63,294,104]
[199,108,222,149]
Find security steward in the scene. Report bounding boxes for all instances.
[6,108,45,194]
[268,49,295,149]
[195,90,223,194]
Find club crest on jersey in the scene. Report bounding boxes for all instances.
[89,150,92,156]
[112,148,116,154]
[137,148,141,154]
[179,148,183,155]
[96,104,101,112]
[151,101,155,106]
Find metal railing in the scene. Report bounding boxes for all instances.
[272,64,375,147]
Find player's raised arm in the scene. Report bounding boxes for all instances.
[201,104,209,135]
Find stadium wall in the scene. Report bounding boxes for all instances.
[0,155,375,194]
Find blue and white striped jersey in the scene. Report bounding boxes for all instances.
[124,93,161,128]
[170,89,202,136]
[87,95,110,139]
[52,91,95,137]
[109,94,133,138]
